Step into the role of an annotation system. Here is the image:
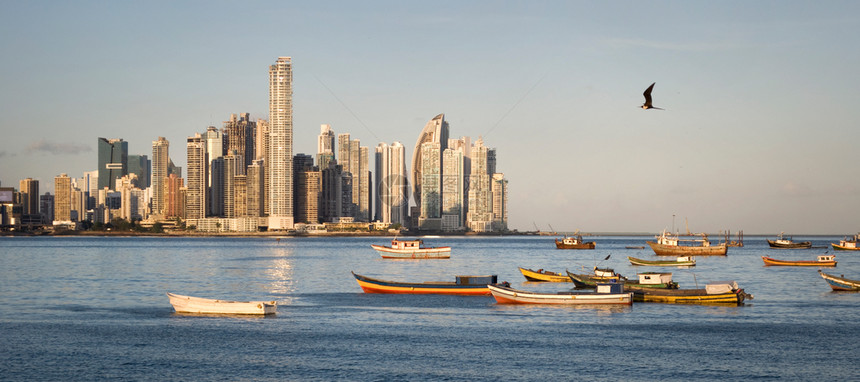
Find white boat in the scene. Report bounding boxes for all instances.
[647,229,728,256]
[371,238,451,259]
[167,292,277,315]
[487,283,633,305]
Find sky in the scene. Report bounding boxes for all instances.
[1,1,859,234]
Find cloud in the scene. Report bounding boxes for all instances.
[27,139,91,155]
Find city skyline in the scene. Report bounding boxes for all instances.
[2,2,860,233]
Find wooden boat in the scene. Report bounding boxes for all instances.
[352,272,496,295]
[625,246,646,249]
[631,281,751,305]
[627,256,696,267]
[554,233,596,249]
[488,283,632,305]
[646,230,727,256]
[518,267,571,282]
[566,269,678,289]
[767,232,812,249]
[819,270,860,291]
[166,292,277,315]
[371,238,451,259]
[761,255,836,266]
[831,234,860,251]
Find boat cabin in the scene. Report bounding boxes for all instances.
[838,235,859,249]
[390,239,423,250]
[593,267,618,278]
[676,256,693,262]
[705,281,738,295]
[637,272,673,285]
[596,282,625,294]
[818,255,836,262]
[561,235,584,245]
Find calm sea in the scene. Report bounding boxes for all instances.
[1,235,859,381]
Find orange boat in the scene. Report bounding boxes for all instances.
[351,272,497,295]
[761,255,836,267]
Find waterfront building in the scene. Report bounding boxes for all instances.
[127,155,150,189]
[359,146,370,222]
[186,133,207,219]
[418,142,442,230]
[320,161,343,222]
[209,157,225,217]
[267,56,294,230]
[374,142,409,226]
[318,124,335,169]
[467,138,493,232]
[254,119,269,216]
[224,113,256,168]
[40,193,54,223]
[151,137,170,217]
[492,173,508,231]
[223,152,242,218]
[54,174,72,223]
[164,174,184,219]
[246,160,264,217]
[18,178,39,217]
[97,138,128,190]
[293,154,320,224]
[234,175,247,217]
[411,114,449,211]
[441,148,464,231]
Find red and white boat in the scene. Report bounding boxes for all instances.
[371,238,451,259]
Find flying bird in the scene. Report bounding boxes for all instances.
[641,82,663,110]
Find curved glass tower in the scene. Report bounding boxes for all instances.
[410,114,449,208]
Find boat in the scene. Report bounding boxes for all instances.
[625,246,646,249]
[166,292,277,315]
[831,234,860,251]
[761,255,836,266]
[371,238,451,259]
[819,270,860,291]
[518,267,571,282]
[554,233,596,249]
[767,232,812,249]
[352,272,497,295]
[488,283,632,305]
[631,281,752,305]
[565,269,679,289]
[627,256,696,267]
[646,230,727,256]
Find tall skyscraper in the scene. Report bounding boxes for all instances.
[255,119,269,216]
[246,160,264,217]
[186,133,206,219]
[40,192,54,224]
[19,178,39,216]
[223,152,242,218]
[441,148,464,231]
[151,137,169,217]
[164,174,184,219]
[127,155,150,189]
[97,138,128,190]
[224,113,255,169]
[491,173,508,231]
[267,56,294,230]
[467,138,493,232]
[317,124,335,169]
[320,161,343,223]
[411,114,449,209]
[54,174,72,223]
[418,142,442,229]
[375,142,409,225]
[359,145,371,222]
[293,154,319,224]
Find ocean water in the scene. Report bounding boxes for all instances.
[1,235,859,381]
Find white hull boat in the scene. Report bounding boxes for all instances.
[167,292,277,315]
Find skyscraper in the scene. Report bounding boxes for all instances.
[491,173,508,231]
[97,138,128,190]
[467,138,493,232]
[151,137,169,217]
[411,114,449,209]
[441,148,464,231]
[128,155,150,189]
[54,174,72,223]
[317,124,335,169]
[418,142,442,229]
[375,142,409,225]
[293,154,319,224]
[19,178,39,217]
[224,113,255,169]
[186,133,206,219]
[267,56,294,230]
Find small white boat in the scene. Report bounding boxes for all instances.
[371,238,451,259]
[488,283,633,305]
[167,292,277,315]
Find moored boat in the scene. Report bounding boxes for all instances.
[818,270,860,291]
[166,292,277,315]
[518,267,571,282]
[831,234,860,251]
[554,233,596,249]
[487,283,632,305]
[627,256,696,267]
[767,232,812,249]
[352,272,497,295]
[631,281,751,305]
[371,238,451,259]
[646,230,727,256]
[761,255,836,267]
[566,269,678,289]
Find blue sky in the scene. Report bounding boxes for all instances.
[2,1,859,234]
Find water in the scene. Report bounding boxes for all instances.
[1,235,859,380]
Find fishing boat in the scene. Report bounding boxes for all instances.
[761,255,836,266]
[554,233,596,249]
[351,272,497,295]
[166,292,277,315]
[831,234,860,251]
[627,256,696,267]
[767,232,812,249]
[565,269,678,289]
[631,281,751,305]
[518,267,571,282]
[371,238,451,259]
[646,230,727,256]
[819,270,860,291]
[487,283,632,305]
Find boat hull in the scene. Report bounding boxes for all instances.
[646,241,727,256]
[767,240,812,249]
[167,293,277,315]
[627,256,696,267]
[371,244,451,259]
[632,289,748,305]
[488,284,632,305]
[352,272,494,295]
[761,256,836,267]
[555,239,596,249]
[819,270,860,291]
[518,267,571,282]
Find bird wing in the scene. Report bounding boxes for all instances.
[643,82,655,105]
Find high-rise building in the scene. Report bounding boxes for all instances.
[223,152,242,218]
[374,142,409,225]
[317,124,335,168]
[441,148,464,231]
[234,175,247,217]
[418,142,442,229]
[151,137,170,217]
[97,138,128,190]
[320,161,343,223]
[293,154,320,224]
[19,178,39,216]
[491,173,508,231]
[246,160,264,217]
[54,174,72,223]
[267,56,294,230]
[186,133,207,219]
[359,146,371,222]
[224,113,255,169]
[128,154,150,189]
[411,114,449,209]
[209,157,224,217]
[254,119,269,216]
[40,192,54,224]
[467,138,493,232]
[164,174,184,219]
